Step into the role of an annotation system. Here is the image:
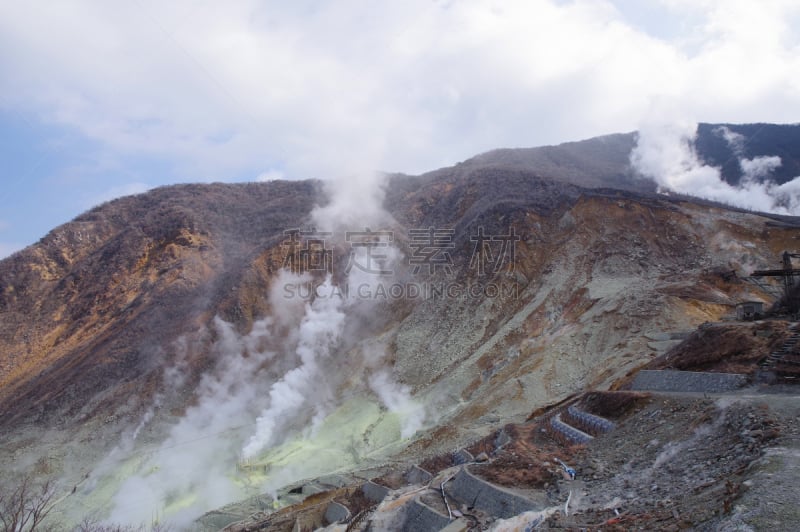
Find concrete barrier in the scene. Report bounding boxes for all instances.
[401,496,452,532]
[550,413,593,444]
[452,449,474,465]
[440,517,471,531]
[301,481,327,495]
[405,465,434,485]
[630,370,747,393]
[494,428,512,449]
[362,480,390,503]
[324,501,351,524]
[447,467,542,519]
[317,474,350,488]
[197,511,243,530]
[565,405,615,435]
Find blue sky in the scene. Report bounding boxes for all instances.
[1,0,799,257]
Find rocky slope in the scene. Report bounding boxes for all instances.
[1,125,799,528]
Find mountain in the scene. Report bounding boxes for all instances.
[0,182,318,414]
[1,124,799,529]
[435,131,647,191]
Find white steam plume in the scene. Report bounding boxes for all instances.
[98,171,425,526]
[241,167,422,462]
[241,275,347,458]
[312,170,393,232]
[241,247,417,461]
[631,119,800,214]
[741,155,782,181]
[368,370,426,439]
[105,316,281,528]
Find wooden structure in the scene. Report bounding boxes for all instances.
[751,251,800,312]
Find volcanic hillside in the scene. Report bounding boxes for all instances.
[0,124,799,528]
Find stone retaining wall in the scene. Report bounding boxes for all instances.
[447,467,542,519]
[401,496,452,532]
[630,370,747,393]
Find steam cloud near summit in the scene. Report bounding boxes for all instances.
[312,170,394,231]
[632,120,800,214]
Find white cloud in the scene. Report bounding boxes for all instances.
[0,0,797,186]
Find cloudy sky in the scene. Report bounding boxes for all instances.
[1,0,799,257]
